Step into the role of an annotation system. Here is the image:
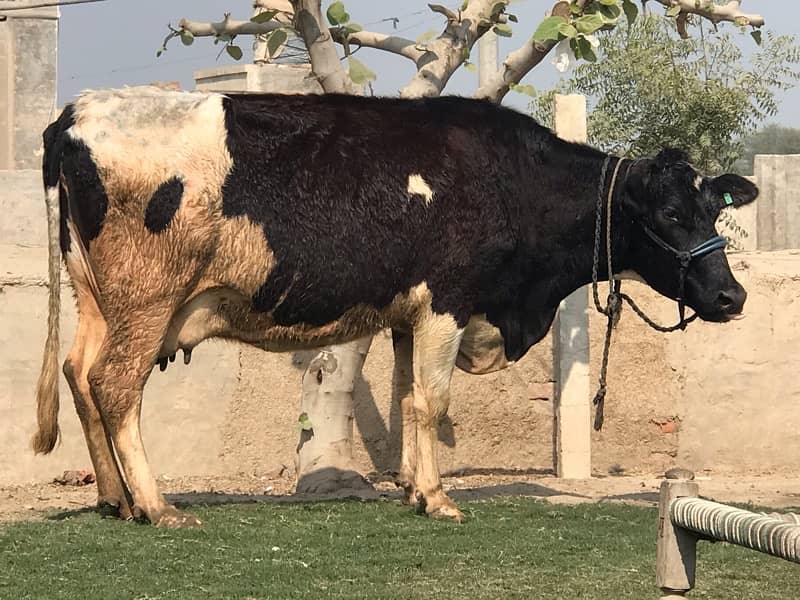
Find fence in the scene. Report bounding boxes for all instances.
[656,469,800,598]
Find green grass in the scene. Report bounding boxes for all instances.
[0,498,796,599]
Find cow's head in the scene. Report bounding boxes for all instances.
[622,149,758,322]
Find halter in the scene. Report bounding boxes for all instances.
[590,155,728,431]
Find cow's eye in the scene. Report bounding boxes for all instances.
[662,207,680,223]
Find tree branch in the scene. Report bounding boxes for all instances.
[253,0,293,12]
[651,0,764,27]
[179,14,282,37]
[400,0,507,98]
[181,11,423,65]
[291,0,357,94]
[475,39,558,103]
[474,1,570,103]
[331,30,425,63]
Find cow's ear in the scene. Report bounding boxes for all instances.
[702,174,759,211]
[621,158,654,218]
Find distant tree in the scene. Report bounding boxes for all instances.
[733,124,800,175]
[532,14,800,175]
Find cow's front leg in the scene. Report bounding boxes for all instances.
[411,312,464,522]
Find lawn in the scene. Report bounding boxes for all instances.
[0,497,795,599]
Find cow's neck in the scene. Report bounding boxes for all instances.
[529,150,634,312]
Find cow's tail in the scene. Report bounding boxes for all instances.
[33,116,67,454]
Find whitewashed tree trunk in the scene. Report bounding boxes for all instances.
[295,337,374,494]
[289,0,372,494]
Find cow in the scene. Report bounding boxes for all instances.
[33,86,757,528]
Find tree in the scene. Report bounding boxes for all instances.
[734,124,800,175]
[531,15,799,176]
[163,0,767,500]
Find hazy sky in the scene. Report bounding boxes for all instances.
[57,0,799,126]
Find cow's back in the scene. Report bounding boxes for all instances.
[61,87,525,333]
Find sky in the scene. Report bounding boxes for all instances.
[57,0,799,126]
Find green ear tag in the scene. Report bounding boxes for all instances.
[723,192,734,206]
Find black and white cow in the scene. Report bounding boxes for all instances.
[34,87,757,527]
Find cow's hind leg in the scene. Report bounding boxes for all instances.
[391,330,417,505]
[412,313,464,522]
[88,307,199,528]
[63,292,133,518]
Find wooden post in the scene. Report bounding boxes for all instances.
[552,94,591,479]
[656,470,700,598]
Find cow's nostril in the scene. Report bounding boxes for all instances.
[717,287,746,314]
[717,291,735,312]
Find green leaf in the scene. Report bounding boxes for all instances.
[507,13,518,23]
[509,82,536,97]
[598,0,617,5]
[598,3,621,21]
[532,16,567,43]
[267,29,288,57]
[574,13,605,34]
[576,36,597,62]
[558,22,578,39]
[180,30,194,46]
[463,61,477,73]
[461,0,469,9]
[570,2,583,15]
[226,44,243,60]
[343,23,363,34]
[751,29,762,46]
[326,1,349,26]
[348,56,376,84]
[665,5,681,17]
[416,29,437,44]
[250,10,278,24]
[493,23,513,37]
[622,0,638,26]
[297,412,313,431]
[156,48,164,58]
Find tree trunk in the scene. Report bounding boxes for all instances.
[287,0,373,496]
[295,336,375,495]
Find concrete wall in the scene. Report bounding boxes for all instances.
[194,64,324,94]
[3,246,799,483]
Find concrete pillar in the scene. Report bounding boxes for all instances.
[755,154,800,251]
[552,94,592,479]
[0,1,59,170]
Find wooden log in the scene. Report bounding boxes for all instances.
[656,475,699,597]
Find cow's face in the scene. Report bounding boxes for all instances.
[622,149,758,322]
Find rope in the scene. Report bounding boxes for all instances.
[590,156,626,431]
[589,155,714,429]
[671,498,800,564]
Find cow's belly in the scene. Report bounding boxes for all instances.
[159,283,428,357]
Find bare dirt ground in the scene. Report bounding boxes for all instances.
[2,470,798,523]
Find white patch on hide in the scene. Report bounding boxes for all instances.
[407,174,434,205]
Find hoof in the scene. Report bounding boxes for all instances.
[428,503,465,523]
[396,477,419,507]
[97,496,134,521]
[416,491,464,523]
[153,506,202,528]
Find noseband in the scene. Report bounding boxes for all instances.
[590,155,728,431]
